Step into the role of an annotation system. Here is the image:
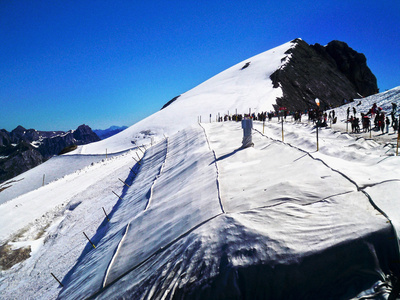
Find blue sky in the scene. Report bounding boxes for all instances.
[1,0,399,131]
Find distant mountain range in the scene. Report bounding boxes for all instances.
[0,124,100,184]
[93,126,128,140]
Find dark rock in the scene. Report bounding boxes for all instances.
[38,133,76,158]
[270,39,379,112]
[73,124,100,143]
[161,95,180,110]
[324,40,378,96]
[0,130,11,147]
[58,145,78,155]
[241,62,251,70]
[10,125,27,142]
[0,142,44,184]
[37,125,99,158]
[0,124,100,184]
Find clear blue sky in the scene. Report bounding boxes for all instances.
[1,0,399,131]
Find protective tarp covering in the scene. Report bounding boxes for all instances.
[59,124,399,299]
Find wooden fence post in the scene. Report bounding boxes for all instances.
[119,178,130,187]
[112,191,123,200]
[129,167,137,175]
[83,232,96,249]
[132,156,141,165]
[51,272,64,287]
[102,207,110,221]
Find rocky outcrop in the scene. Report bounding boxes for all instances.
[270,39,378,111]
[0,124,100,184]
[323,40,378,97]
[0,130,11,147]
[161,95,180,110]
[0,142,45,184]
[37,125,100,158]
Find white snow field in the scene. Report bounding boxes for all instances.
[1,37,400,299]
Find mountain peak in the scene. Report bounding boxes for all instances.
[270,39,378,111]
[12,125,26,133]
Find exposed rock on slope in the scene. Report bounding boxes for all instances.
[270,39,378,111]
[0,142,44,184]
[161,95,181,110]
[323,40,378,96]
[0,125,100,184]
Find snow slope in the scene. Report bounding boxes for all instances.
[1,97,400,299]
[1,35,400,298]
[333,86,400,123]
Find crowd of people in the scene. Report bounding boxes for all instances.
[213,102,399,137]
[347,102,399,134]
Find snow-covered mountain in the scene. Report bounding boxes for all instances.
[1,39,400,299]
[69,40,294,155]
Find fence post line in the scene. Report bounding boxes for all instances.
[83,232,96,249]
[42,174,45,186]
[316,124,319,151]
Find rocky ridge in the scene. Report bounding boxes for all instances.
[0,125,99,184]
[270,38,378,111]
